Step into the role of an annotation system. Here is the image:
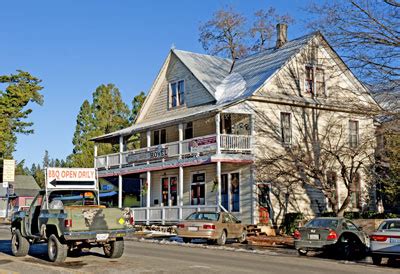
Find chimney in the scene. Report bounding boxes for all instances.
[276,23,288,48]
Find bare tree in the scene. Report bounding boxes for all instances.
[199,7,248,64]
[307,0,400,89]
[250,8,294,51]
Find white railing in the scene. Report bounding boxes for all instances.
[95,134,252,169]
[220,134,252,151]
[131,205,219,224]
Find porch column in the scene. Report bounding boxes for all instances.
[118,174,123,208]
[146,130,151,147]
[119,135,123,168]
[216,161,222,211]
[93,143,98,168]
[178,123,183,158]
[146,171,151,225]
[215,113,221,154]
[179,166,184,220]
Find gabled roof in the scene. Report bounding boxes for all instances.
[12,175,40,197]
[93,31,353,142]
[172,49,232,97]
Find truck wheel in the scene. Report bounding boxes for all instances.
[103,239,124,259]
[48,234,68,263]
[11,229,30,257]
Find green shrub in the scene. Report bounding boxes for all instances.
[282,212,304,235]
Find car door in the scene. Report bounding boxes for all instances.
[26,193,44,236]
[221,213,233,237]
[228,213,242,237]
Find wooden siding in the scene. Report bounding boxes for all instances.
[141,54,215,123]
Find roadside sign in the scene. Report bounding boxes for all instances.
[2,159,15,182]
[46,167,97,189]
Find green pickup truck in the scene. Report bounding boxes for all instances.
[10,168,134,262]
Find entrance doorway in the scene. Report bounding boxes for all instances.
[161,176,178,206]
[221,172,240,212]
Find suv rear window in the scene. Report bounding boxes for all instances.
[49,190,98,207]
[186,212,219,221]
[305,219,339,229]
[379,220,400,231]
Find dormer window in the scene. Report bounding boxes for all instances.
[169,80,185,108]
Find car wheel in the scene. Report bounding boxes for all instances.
[217,230,227,246]
[237,230,247,244]
[48,234,68,263]
[338,236,361,260]
[298,249,308,256]
[11,229,30,257]
[371,255,382,265]
[103,239,124,259]
[182,237,191,243]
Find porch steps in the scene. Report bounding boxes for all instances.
[246,225,266,236]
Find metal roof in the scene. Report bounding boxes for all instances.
[92,32,317,142]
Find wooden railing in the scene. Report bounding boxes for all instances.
[95,134,252,169]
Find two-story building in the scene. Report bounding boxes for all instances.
[92,24,379,225]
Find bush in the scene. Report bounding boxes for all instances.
[282,212,304,235]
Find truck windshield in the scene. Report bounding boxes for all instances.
[49,190,98,207]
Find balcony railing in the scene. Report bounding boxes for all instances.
[95,134,252,169]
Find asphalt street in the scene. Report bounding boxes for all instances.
[0,227,398,274]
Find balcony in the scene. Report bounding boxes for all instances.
[95,133,253,170]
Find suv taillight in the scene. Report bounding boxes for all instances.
[327,229,337,240]
[64,219,72,228]
[293,229,301,240]
[177,224,185,228]
[129,216,134,225]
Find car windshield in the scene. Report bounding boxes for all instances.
[48,190,98,207]
[378,220,400,231]
[305,219,339,229]
[186,212,219,221]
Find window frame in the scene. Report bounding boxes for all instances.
[190,171,206,206]
[349,120,359,148]
[153,129,167,146]
[160,175,178,207]
[169,80,185,109]
[184,122,193,140]
[280,112,292,145]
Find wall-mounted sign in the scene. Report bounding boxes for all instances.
[190,136,217,153]
[126,146,168,164]
[2,159,15,182]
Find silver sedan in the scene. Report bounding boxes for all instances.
[370,218,400,265]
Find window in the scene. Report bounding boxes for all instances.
[231,173,240,212]
[153,129,166,145]
[305,66,313,94]
[315,68,325,95]
[351,172,361,209]
[169,80,185,108]
[305,66,325,96]
[184,122,193,140]
[281,113,292,144]
[349,120,359,148]
[191,173,205,205]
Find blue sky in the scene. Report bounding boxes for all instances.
[0,0,310,167]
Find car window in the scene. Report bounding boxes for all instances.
[48,190,98,207]
[186,212,219,221]
[305,219,339,229]
[379,220,400,231]
[343,220,358,231]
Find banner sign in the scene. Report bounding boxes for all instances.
[2,159,15,182]
[190,136,217,153]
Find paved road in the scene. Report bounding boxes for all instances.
[0,227,398,274]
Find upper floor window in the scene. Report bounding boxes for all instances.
[281,112,292,145]
[305,66,325,96]
[169,80,185,108]
[349,120,359,148]
[184,122,193,140]
[153,129,166,145]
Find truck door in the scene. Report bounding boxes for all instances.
[26,193,44,236]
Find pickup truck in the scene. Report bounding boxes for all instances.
[10,168,134,263]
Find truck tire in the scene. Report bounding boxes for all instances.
[103,239,124,259]
[11,229,30,257]
[48,234,68,263]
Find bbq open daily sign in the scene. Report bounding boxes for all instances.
[47,167,96,182]
[2,159,15,182]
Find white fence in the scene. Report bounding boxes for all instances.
[132,205,219,224]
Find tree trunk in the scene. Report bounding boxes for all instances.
[337,195,351,217]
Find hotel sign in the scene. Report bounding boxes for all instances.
[126,146,168,163]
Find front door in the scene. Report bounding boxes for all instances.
[161,176,178,206]
[27,193,44,236]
